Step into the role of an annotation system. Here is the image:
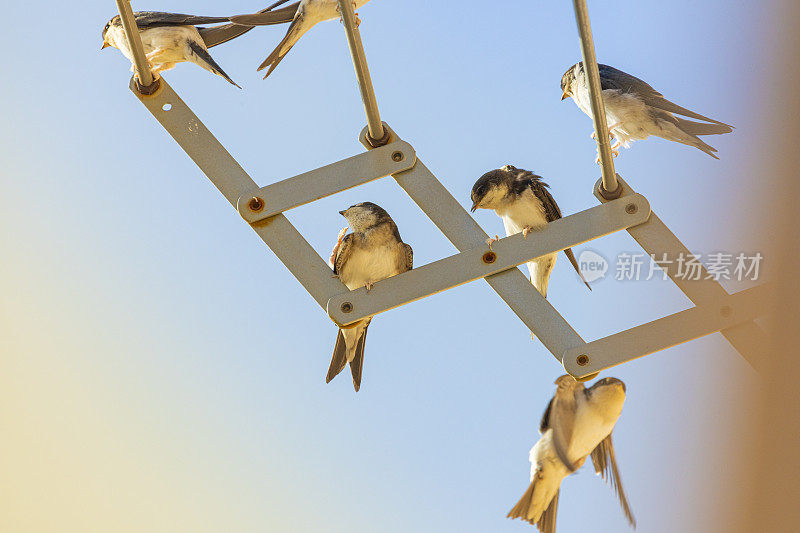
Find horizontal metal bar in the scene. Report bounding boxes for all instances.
[130,78,347,309]
[563,284,772,377]
[338,0,385,143]
[327,193,651,325]
[356,126,586,359]
[114,0,154,87]
[572,0,617,196]
[238,142,416,222]
[593,177,768,371]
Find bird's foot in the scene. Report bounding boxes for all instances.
[522,226,533,239]
[486,235,499,251]
[364,281,374,292]
[591,129,615,141]
[329,227,348,269]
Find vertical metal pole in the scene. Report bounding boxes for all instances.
[114,0,155,88]
[572,0,619,198]
[337,0,387,145]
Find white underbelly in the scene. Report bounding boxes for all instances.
[495,198,549,237]
[568,402,616,461]
[339,245,400,290]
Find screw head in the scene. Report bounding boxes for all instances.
[341,302,353,313]
[720,305,732,318]
[482,251,497,264]
[391,151,404,162]
[625,203,638,215]
[248,197,265,212]
[576,354,590,367]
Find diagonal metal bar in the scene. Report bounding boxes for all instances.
[327,194,651,325]
[129,78,347,309]
[572,0,618,198]
[337,0,385,144]
[590,177,768,371]
[358,128,587,359]
[114,0,154,87]
[563,284,771,376]
[238,141,416,222]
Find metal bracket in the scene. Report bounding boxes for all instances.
[327,193,651,325]
[117,0,769,382]
[557,177,769,378]
[237,142,416,222]
[563,284,771,376]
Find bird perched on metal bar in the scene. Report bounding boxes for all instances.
[327,202,413,391]
[561,62,733,160]
[507,375,635,532]
[101,12,241,87]
[229,0,372,79]
[470,165,591,299]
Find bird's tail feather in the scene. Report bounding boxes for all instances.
[564,248,591,291]
[188,41,241,88]
[537,490,559,533]
[326,330,348,384]
[349,329,368,392]
[507,480,559,532]
[675,118,733,136]
[507,479,538,523]
[258,17,306,77]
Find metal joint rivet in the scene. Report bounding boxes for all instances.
[625,203,638,215]
[482,251,497,264]
[391,151,404,162]
[341,302,353,313]
[577,354,590,366]
[248,197,265,212]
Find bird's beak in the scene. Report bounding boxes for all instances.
[561,91,569,101]
[338,210,346,216]
[101,41,110,50]
[470,201,479,213]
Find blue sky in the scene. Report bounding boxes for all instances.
[1,1,769,531]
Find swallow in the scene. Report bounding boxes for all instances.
[230,0,372,79]
[470,165,591,299]
[327,202,413,391]
[561,62,733,160]
[507,375,635,532]
[101,12,240,87]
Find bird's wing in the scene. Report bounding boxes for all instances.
[229,2,300,26]
[402,243,414,272]
[187,41,240,88]
[133,12,230,29]
[539,397,554,433]
[517,174,561,223]
[599,64,731,127]
[200,2,299,48]
[521,174,591,290]
[333,233,354,276]
[591,434,636,527]
[550,387,579,472]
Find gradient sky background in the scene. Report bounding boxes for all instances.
[1,1,772,532]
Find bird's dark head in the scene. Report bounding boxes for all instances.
[339,202,392,232]
[470,165,521,212]
[560,63,581,100]
[101,17,119,50]
[585,376,627,419]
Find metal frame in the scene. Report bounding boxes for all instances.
[112,0,769,379]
